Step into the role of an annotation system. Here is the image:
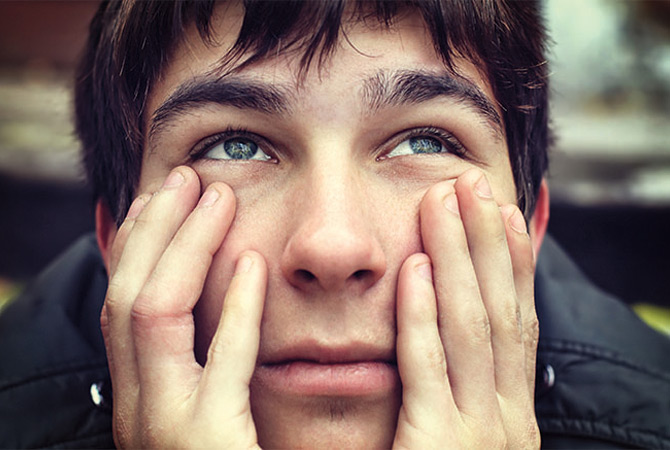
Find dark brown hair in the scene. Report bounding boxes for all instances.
[75,0,550,225]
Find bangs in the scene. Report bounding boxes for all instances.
[113,0,502,94]
[218,1,467,76]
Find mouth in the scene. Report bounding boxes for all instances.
[254,343,399,398]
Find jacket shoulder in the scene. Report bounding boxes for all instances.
[0,234,113,448]
[535,237,670,449]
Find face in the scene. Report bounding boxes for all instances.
[136,4,516,448]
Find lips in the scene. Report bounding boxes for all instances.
[254,342,400,397]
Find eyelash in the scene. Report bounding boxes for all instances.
[189,126,466,161]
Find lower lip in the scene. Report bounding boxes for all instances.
[254,361,399,397]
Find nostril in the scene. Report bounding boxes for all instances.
[351,269,371,280]
[295,269,316,283]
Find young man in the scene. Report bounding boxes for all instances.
[1,1,669,448]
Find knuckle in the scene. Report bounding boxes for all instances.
[99,304,109,329]
[206,330,230,363]
[464,309,492,346]
[510,416,542,449]
[129,292,163,329]
[491,228,512,261]
[131,212,153,231]
[469,220,508,257]
[207,319,246,365]
[422,180,456,209]
[523,312,540,347]
[425,343,448,374]
[99,308,111,345]
[501,300,524,340]
[103,283,131,321]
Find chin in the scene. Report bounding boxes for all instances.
[250,386,402,449]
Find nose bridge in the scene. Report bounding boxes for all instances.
[281,154,386,292]
[308,158,361,232]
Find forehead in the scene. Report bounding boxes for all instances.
[147,2,498,120]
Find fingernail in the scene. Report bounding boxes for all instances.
[475,175,493,199]
[126,195,148,220]
[161,170,184,190]
[198,187,220,208]
[235,255,253,275]
[443,192,460,216]
[415,262,433,282]
[509,208,528,234]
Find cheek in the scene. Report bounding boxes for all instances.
[193,191,283,361]
[487,155,517,205]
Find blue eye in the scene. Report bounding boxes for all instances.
[224,139,258,159]
[387,136,446,158]
[384,128,466,159]
[409,137,443,154]
[203,137,271,161]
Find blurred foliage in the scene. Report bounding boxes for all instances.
[0,278,21,315]
[633,303,670,336]
[620,0,670,113]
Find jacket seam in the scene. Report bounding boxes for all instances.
[46,430,113,449]
[0,359,109,392]
[537,415,670,449]
[538,338,670,382]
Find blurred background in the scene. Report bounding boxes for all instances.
[0,0,668,329]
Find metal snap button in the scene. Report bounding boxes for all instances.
[542,363,555,389]
[535,362,556,397]
[90,381,105,407]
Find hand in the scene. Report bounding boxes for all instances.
[393,169,540,449]
[100,166,267,448]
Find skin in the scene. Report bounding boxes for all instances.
[97,4,549,449]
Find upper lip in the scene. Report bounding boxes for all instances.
[260,341,396,366]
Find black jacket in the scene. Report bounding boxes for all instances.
[1,235,669,448]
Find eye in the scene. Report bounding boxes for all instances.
[388,136,443,157]
[204,137,271,161]
[383,127,466,159]
[191,129,274,162]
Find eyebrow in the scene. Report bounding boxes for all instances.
[361,69,504,140]
[148,76,291,149]
[148,68,503,150]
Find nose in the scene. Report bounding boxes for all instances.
[280,164,386,293]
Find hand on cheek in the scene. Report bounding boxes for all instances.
[100,166,266,448]
[394,169,540,449]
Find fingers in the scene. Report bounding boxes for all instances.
[108,193,152,276]
[131,181,237,401]
[103,167,202,416]
[396,253,455,426]
[497,203,541,448]
[100,166,265,447]
[100,194,150,388]
[454,170,528,402]
[200,251,267,403]
[500,204,538,398]
[402,168,538,445]
[419,177,499,417]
